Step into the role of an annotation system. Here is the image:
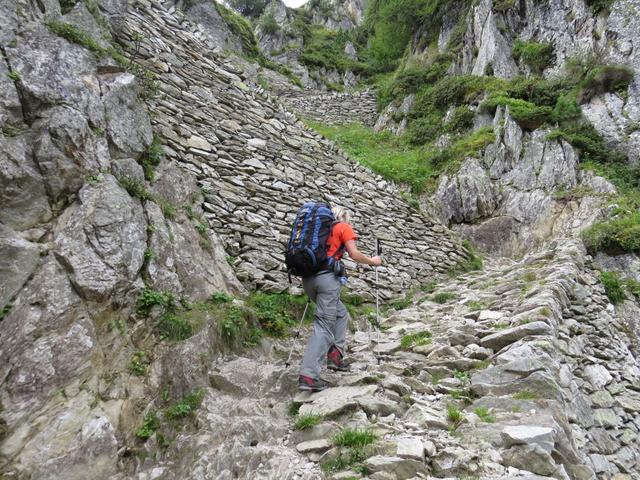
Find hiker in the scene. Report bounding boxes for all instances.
[297,206,382,392]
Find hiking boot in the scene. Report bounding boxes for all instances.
[327,346,351,372]
[298,375,328,392]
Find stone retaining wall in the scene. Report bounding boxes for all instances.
[120,2,468,297]
[280,89,379,126]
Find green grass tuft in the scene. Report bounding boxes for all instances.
[431,292,457,304]
[513,390,538,400]
[294,414,323,430]
[332,428,377,447]
[474,406,495,422]
[400,330,432,350]
[446,404,464,427]
[600,271,626,304]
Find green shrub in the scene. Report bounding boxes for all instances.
[547,122,626,164]
[332,429,377,447]
[429,126,496,168]
[118,176,154,201]
[156,312,195,341]
[483,95,553,129]
[400,330,432,349]
[7,71,20,81]
[0,304,12,322]
[141,136,164,181]
[294,414,323,430]
[215,2,261,58]
[407,114,443,144]
[165,389,204,420]
[248,293,307,337]
[552,92,581,123]
[135,412,160,440]
[259,11,280,35]
[445,106,475,134]
[512,40,554,73]
[137,288,175,316]
[217,305,246,343]
[129,351,151,375]
[584,0,615,14]
[600,271,627,304]
[577,65,634,103]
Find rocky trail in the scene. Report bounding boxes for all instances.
[132,239,640,480]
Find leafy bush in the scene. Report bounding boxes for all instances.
[577,65,634,104]
[135,412,160,440]
[446,404,464,427]
[445,106,475,134]
[141,136,164,181]
[137,288,176,316]
[407,114,443,144]
[165,389,204,420]
[129,351,151,375]
[483,95,553,129]
[583,212,640,254]
[512,40,554,73]
[584,0,615,14]
[600,271,626,304]
[259,11,280,35]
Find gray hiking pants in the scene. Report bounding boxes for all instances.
[299,271,349,379]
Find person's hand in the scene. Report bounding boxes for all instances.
[370,256,382,267]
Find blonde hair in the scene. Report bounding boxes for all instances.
[332,205,350,223]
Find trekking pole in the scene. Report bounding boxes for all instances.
[285,302,309,368]
[375,239,382,365]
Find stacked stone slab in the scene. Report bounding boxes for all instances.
[280,89,379,126]
[118,1,467,297]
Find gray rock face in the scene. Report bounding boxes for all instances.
[0,225,40,307]
[55,175,147,301]
[431,111,614,256]
[101,72,153,158]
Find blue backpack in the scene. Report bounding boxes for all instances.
[285,202,335,278]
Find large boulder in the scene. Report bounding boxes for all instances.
[54,175,147,302]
